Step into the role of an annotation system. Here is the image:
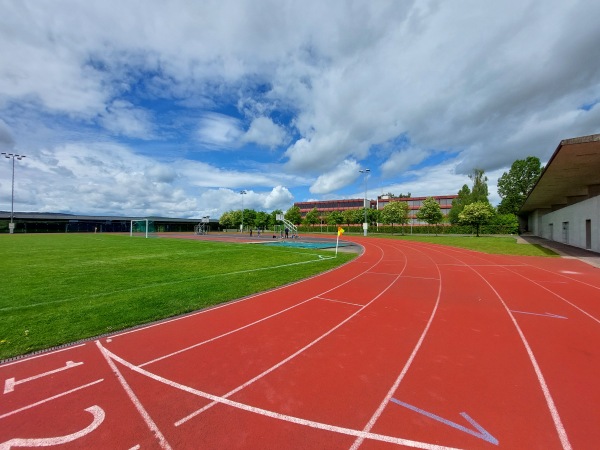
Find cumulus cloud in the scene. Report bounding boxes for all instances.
[99,101,155,139]
[310,159,361,194]
[242,117,287,148]
[196,113,244,149]
[380,148,430,179]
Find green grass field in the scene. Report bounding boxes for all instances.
[0,234,355,360]
[387,234,559,256]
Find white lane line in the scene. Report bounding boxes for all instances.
[176,269,404,426]
[0,379,103,420]
[0,344,87,368]
[107,247,366,340]
[139,299,314,367]
[350,248,442,450]
[469,267,573,450]
[503,266,600,326]
[137,244,384,367]
[95,341,172,450]
[99,343,459,450]
[316,296,364,307]
[4,361,84,394]
[0,406,105,450]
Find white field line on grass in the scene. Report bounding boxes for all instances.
[139,246,383,367]
[106,248,366,341]
[97,342,460,450]
[0,256,337,313]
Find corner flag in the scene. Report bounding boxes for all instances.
[336,227,344,255]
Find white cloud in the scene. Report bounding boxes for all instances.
[99,100,155,139]
[380,148,430,179]
[242,117,287,148]
[310,159,360,194]
[196,113,244,149]
[0,119,15,150]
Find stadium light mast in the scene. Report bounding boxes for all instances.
[2,152,26,234]
[359,168,370,237]
[239,190,247,232]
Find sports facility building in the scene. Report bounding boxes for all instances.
[0,212,217,233]
[377,194,457,225]
[520,133,600,252]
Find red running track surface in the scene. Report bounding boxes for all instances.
[1,236,599,449]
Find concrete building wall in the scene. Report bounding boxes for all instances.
[529,195,600,252]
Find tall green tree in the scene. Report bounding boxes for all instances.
[459,201,495,237]
[469,168,490,204]
[254,211,270,230]
[448,184,471,224]
[303,207,320,227]
[284,205,302,225]
[342,208,361,227]
[327,211,344,227]
[497,156,543,215]
[416,197,443,234]
[380,201,409,232]
[219,210,235,229]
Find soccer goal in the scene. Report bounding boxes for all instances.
[130,219,155,238]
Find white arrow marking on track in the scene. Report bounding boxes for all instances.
[4,361,84,394]
[0,405,105,449]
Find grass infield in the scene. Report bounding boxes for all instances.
[0,234,355,360]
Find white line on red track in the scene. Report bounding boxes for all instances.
[315,296,363,307]
[0,379,103,420]
[0,343,87,368]
[98,342,461,450]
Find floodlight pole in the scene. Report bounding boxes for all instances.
[240,190,246,232]
[2,152,26,234]
[359,168,370,237]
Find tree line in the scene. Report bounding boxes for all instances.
[220,156,542,236]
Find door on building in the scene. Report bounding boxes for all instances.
[586,219,592,249]
[562,222,569,244]
[549,223,553,240]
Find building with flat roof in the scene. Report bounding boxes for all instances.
[520,133,600,253]
[294,199,376,218]
[377,194,457,225]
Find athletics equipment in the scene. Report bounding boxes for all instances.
[130,219,155,238]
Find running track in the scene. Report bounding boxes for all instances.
[1,236,600,449]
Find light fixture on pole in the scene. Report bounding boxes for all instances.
[2,152,26,234]
[239,190,247,232]
[359,169,370,237]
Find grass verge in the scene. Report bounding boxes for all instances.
[0,234,355,360]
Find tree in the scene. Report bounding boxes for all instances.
[327,211,344,228]
[254,211,270,230]
[416,197,443,234]
[497,156,543,215]
[342,208,361,227]
[380,201,409,232]
[303,207,320,227]
[469,168,490,204]
[448,184,471,224]
[219,210,235,229]
[458,201,495,237]
[284,205,302,226]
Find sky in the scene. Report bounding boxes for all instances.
[1,0,599,220]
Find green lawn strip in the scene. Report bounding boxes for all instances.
[383,234,558,256]
[0,234,354,360]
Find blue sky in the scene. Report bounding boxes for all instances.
[1,0,599,219]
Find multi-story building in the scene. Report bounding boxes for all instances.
[295,194,457,225]
[377,194,457,225]
[295,199,376,218]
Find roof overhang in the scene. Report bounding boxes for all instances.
[520,134,600,213]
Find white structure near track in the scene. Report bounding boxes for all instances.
[521,133,600,253]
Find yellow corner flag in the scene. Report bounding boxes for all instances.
[337,227,345,237]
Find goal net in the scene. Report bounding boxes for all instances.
[130,219,155,238]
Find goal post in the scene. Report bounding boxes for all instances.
[130,219,155,238]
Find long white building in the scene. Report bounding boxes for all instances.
[521,134,600,252]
